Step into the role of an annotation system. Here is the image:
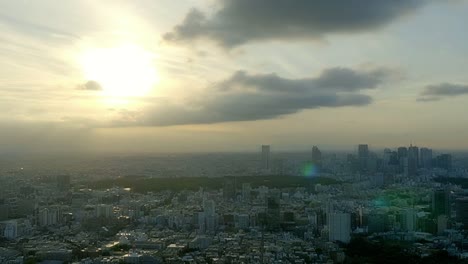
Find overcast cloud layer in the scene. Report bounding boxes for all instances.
[116,67,393,126]
[165,0,428,47]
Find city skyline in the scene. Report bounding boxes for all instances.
[1,1,468,152]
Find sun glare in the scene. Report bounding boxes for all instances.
[80,44,159,97]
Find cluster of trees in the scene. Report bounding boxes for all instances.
[90,175,338,193]
[345,237,466,264]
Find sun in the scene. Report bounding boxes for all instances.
[80,44,159,97]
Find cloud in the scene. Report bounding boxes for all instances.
[418,83,468,102]
[164,0,428,47]
[114,67,392,126]
[77,80,103,91]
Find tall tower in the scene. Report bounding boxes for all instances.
[261,145,271,171]
[266,190,281,231]
[432,189,450,218]
[358,144,369,174]
[312,146,322,169]
[328,213,351,243]
[408,145,419,176]
[420,148,433,169]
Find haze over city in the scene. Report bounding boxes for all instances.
[1,0,468,153]
[3,1,468,264]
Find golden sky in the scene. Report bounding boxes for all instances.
[1,0,468,152]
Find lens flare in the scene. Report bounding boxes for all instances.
[303,163,318,178]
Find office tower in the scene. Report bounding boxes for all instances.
[261,145,271,171]
[266,191,281,231]
[368,153,378,174]
[328,213,351,243]
[400,209,416,232]
[432,189,450,218]
[311,146,322,168]
[358,144,369,173]
[408,145,419,176]
[397,147,408,160]
[203,199,217,232]
[383,148,392,169]
[436,154,452,171]
[397,147,408,173]
[223,176,237,200]
[456,198,468,229]
[358,144,369,158]
[420,148,433,169]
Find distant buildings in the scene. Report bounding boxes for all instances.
[408,145,419,176]
[312,146,322,169]
[328,213,351,243]
[435,154,452,171]
[456,198,468,229]
[420,148,433,169]
[432,189,450,218]
[266,191,280,231]
[358,144,369,174]
[223,177,237,201]
[261,145,270,171]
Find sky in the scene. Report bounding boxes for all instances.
[1,0,468,153]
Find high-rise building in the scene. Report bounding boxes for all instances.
[261,145,271,171]
[400,208,416,232]
[312,146,322,167]
[383,148,392,169]
[397,147,408,173]
[358,144,369,173]
[328,213,351,243]
[420,148,433,169]
[266,191,281,231]
[358,144,369,158]
[456,198,468,229]
[203,199,217,232]
[435,154,452,171]
[223,177,237,200]
[397,147,408,160]
[432,189,450,218]
[408,145,419,176]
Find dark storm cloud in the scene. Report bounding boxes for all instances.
[164,0,428,47]
[115,67,392,126]
[419,83,468,102]
[77,80,103,91]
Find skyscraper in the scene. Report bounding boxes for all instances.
[223,176,236,200]
[312,146,322,170]
[397,147,408,174]
[312,146,322,163]
[266,191,281,231]
[420,148,433,169]
[358,144,369,173]
[261,145,270,171]
[436,154,452,171]
[328,213,351,243]
[408,145,419,176]
[397,147,408,160]
[432,189,450,218]
[456,198,468,229]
